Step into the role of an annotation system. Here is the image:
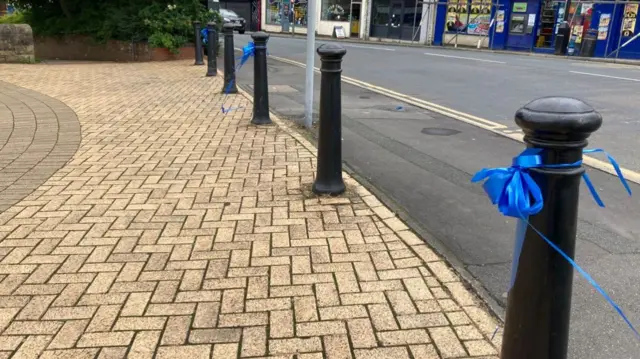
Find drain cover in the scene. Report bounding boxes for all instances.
[421,127,460,136]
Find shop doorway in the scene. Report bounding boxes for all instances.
[388,1,403,38]
[370,0,421,40]
[350,2,362,37]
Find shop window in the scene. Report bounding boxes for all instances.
[321,0,351,21]
[445,0,491,35]
[403,0,421,27]
[266,0,308,26]
[510,14,526,33]
[371,0,390,26]
[293,0,308,27]
[266,0,283,24]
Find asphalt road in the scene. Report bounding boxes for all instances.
[233,35,640,358]
[242,34,640,172]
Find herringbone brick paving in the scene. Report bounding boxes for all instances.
[0,60,501,358]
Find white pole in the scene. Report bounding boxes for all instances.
[304,0,316,128]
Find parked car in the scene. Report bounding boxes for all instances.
[221,9,246,34]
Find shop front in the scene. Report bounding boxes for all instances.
[261,0,367,37]
[369,0,423,40]
[433,0,640,59]
[263,0,310,34]
[433,0,493,47]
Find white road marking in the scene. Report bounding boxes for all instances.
[423,52,506,64]
[267,53,640,185]
[339,44,396,51]
[570,71,640,82]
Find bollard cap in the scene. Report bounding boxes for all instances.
[251,31,270,43]
[317,43,347,59]
[223,23,235,31]
[193,20,201,25]
[207,22,216,29]
[515,96,602,143]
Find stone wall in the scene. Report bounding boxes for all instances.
[34,35,197,62]
[0,24,36,63]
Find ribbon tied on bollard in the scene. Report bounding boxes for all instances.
[472,147,639,339]
[221,41,255,114]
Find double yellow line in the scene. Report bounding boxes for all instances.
[269,54,640,185]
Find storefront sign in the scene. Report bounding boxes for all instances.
[512,3,527,13]
[622,4,638,37]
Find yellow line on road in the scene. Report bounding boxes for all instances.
[267,54,640,185]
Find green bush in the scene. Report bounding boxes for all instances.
[0,12,26,24]
[12,0,222,53]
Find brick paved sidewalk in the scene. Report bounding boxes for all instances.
[0,61,501,359]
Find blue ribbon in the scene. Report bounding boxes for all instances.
[472,147,638,339]
[201,28,209,44]
[221,42,255,114]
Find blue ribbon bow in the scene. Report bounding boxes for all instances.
[200,28,209,44]
[221,42,256,114]
[472,147,638,339]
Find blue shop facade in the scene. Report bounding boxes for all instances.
[432,0,640,59]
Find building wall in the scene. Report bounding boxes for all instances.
[33,35,197,62]
[0,24,35,63]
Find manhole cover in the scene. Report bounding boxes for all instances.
[421,127,460,136]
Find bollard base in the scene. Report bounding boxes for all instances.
[251,115,273,125]
[195,61,205,66]
[206,71,217,77]
[221,84,238,94]
[312,180,346,196]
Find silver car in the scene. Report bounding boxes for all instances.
[221,9,246,34]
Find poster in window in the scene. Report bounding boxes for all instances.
[624,3,638,18]
[446,0,468,32]
[572,25,583,43]
[457,0,468,17]
[470,0,481,15]
[597,26,609,40]
[467,0,491,35]
[481,0,491,15]
[600,13,611,27]
[622,4,638,36]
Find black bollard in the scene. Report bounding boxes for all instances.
[206,22,217,77]
[221,23,238,94]
[312,44,347,195]
[250,32,272,125]
[193,21,204,66]
[501,97,602,359]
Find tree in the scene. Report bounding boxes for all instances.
[14,0,220,53]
